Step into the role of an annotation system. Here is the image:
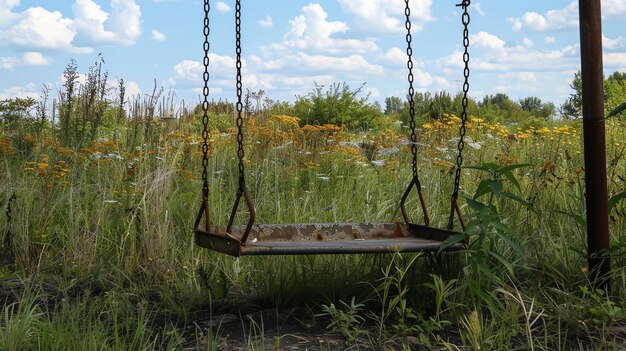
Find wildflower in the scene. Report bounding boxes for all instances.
[371,160,386,167]
[432,159,455,170]
[24,134,37,143]
[339,141,360,148]
[377,147,399,157]
[467,142,482,150]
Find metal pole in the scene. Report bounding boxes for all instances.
[578,0,610,286]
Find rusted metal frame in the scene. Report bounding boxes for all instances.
[578,0,610,286]
[194,195,210,230]
[447,197,467,231]
[195,222,464,256]
[400,177,431,226]
[225,182,256,244]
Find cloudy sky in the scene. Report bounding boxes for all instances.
[1,0,625,107]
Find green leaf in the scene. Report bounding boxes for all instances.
[503,171,521,191]
[608,190,626,213]
[488,220,511,235]
[439,233,469,253]
[476,261,501,283]
[474,179,493,199]
[501,192,536,213]
[489,251,516,277]
[607,101,626,118]
[498,163,533,174]
[489,180,503,199]
[553,209,586,228]
[496,231,523,256]
[466,198,486,211]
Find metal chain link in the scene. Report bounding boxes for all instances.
[404,0,419,181]
[453,0,471,200]
[201,0,211,197]
[235,0,245,185]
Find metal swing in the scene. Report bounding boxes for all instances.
[194,0,472,257]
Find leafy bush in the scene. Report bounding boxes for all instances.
[292,82,382,130]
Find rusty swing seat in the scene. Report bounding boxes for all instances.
[195,222,464,257]
[194,0,473,257]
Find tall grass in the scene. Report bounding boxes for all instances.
[1,88,625,349]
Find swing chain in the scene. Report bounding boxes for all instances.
[404,0,418,181]
[453,0,470,200]
[201,0,211,199]
[400,0,430,226]
[447,0,470,231]
[235,0,245,185]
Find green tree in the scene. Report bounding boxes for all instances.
[451,92,479,118]
[519,96,556,120]
[519,97,542,112]
[560,72,582,119]
[428,91,453,119]
[480,93,527,122]
[605,71,626,118]
[384,96,403,115]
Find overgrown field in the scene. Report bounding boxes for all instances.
[1,102,626,349]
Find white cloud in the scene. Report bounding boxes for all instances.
[603,0,626,17]
[278,3,378,55]
[0,0,20,26]
[508,1,626,33]
[507,2,578,32]
[24,51,50,65]
[0,7,89,53]
[337,0,433,34]
[439,31,587,103]
[366,87,380,98]
[258,15,273,27]
[0,0,141,53]
[71,0,142,46]
[603,34,625,50]
[125,80,141,98]
[440,31,581,74]
[173,54,237,82]
[604,52,626,69]
[215,2,231,13]
[545,36,556,44]
[474,3,485,17]
[151,29,166,41]
[377,47,408,67]
[523,38,534,48]
[0,82,39,100]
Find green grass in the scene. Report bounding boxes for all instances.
[1,108,625,349]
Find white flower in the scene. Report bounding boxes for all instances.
[372,160,386,167]
[378,147,399,157]
[339,141,360,148]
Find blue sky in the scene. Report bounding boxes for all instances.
[1,0,625,109]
